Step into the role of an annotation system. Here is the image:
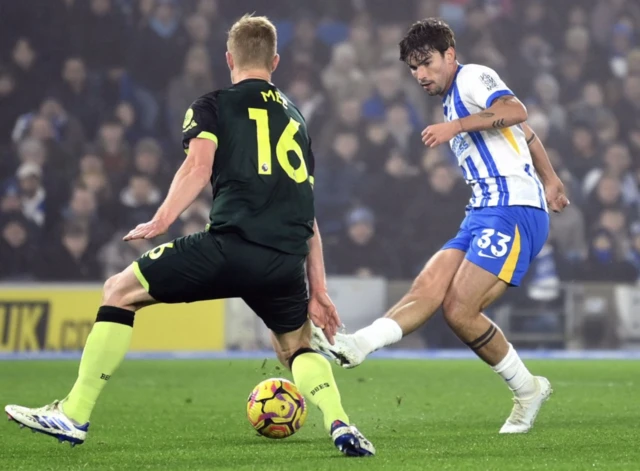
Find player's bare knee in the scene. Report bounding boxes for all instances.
[102,271,137,310]
[442,292,473,329]
[102,274,121,305]
[411,270,447,304]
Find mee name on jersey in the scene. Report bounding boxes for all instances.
[442,64,547,211]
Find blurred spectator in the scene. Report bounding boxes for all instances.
[315,132,366,232]
[326,206,400,277]
[39,97,86,160]
[0,214,37,281]
[321,42,371,106]
[404,162,470,271]
[561,228,636,282]
[597,207,632,257]
[167,45,215,147]
[568,82,609,129]
[285,73,328,138]
[627,48,640,76]
[362,64,422,129]
[385,103,422,159]
[549,184,588,262]
[583,143,638,207]
[187,1,227,68]
[625,221,640,281]
[279,14,330,78]
[129,0,188,96]
[119,174,162,229]
[360,118,395,171]
[114,101,143,143]
[557,53,588,106]
[564,124,600,182]
[0,69,22,149]
[133,138,172,188]
[98,231,153,278]
[62,185,99,229]
[10,38,45,110]
[377,21,405,64]
[616,75,640,138]
[345,14,378,72]
[588,173,628,211]
[37,222,101,281]
[95,119,131,180]
[75,0,127,73]
[50,57,104,137]
[609,18,637,78]
[15,137,48,169]
[1,163,47,227]
[591,0,640,47]
[76,169,118,227]
[319,98,365,154]
[194,0,226,45]
[364,148,421,249]
[563,26,609,84]
[529,74,566,134]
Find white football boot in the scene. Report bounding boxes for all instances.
[500,376,552,434]
[331,420,375,457]
[6,400,89,446]
[310,324,367,369]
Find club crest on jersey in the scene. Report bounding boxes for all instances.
[183,108,197,132]
[479,72,498,91]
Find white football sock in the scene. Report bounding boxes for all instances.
[492,344,537,398]
[352,318,403,356]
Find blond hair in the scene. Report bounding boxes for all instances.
[227,14,277,71]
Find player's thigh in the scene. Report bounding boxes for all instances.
[134,231,232,304]
[412,248,466,296]
[443,259,507,324]
[103,263,158,311]
[242,250,309,336]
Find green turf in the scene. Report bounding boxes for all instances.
[1,359,639,470]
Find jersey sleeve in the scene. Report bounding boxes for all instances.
[182,92,220,153]
[460,65,514,109]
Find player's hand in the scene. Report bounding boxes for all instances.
[544,177,570,213]
[308,291,341,345]
[421,121,460,147]
[123,218,170,241]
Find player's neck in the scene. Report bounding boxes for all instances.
[441,61,461,97]
[232,69,273,85]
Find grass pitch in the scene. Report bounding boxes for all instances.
[1,359,639,470]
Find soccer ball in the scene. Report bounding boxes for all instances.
[247,378,308,439]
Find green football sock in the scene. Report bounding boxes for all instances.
[291,351,349,432]
[61,307,134,424]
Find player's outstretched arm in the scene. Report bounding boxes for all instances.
[422,95,528,147]
[306,219,341,344]
[521,122,570,213]
[124,138,216,240]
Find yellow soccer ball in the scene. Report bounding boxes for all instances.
[247,378,308,439]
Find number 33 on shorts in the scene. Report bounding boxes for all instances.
[477,229,512,258]
[470,226,523,285]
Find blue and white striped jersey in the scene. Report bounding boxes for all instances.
[442,64,547,211]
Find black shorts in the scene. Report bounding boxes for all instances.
[133,231,308,334]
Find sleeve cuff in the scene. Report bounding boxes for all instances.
[486,89,514,108]
[197,131,218,145]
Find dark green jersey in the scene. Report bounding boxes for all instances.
[182,79,315,255]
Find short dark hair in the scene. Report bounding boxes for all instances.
[399,18,456,64]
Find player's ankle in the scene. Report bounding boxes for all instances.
[512,376,538,399]
[354,318,403,355]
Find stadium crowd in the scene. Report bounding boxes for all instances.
[1,0,640,289]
